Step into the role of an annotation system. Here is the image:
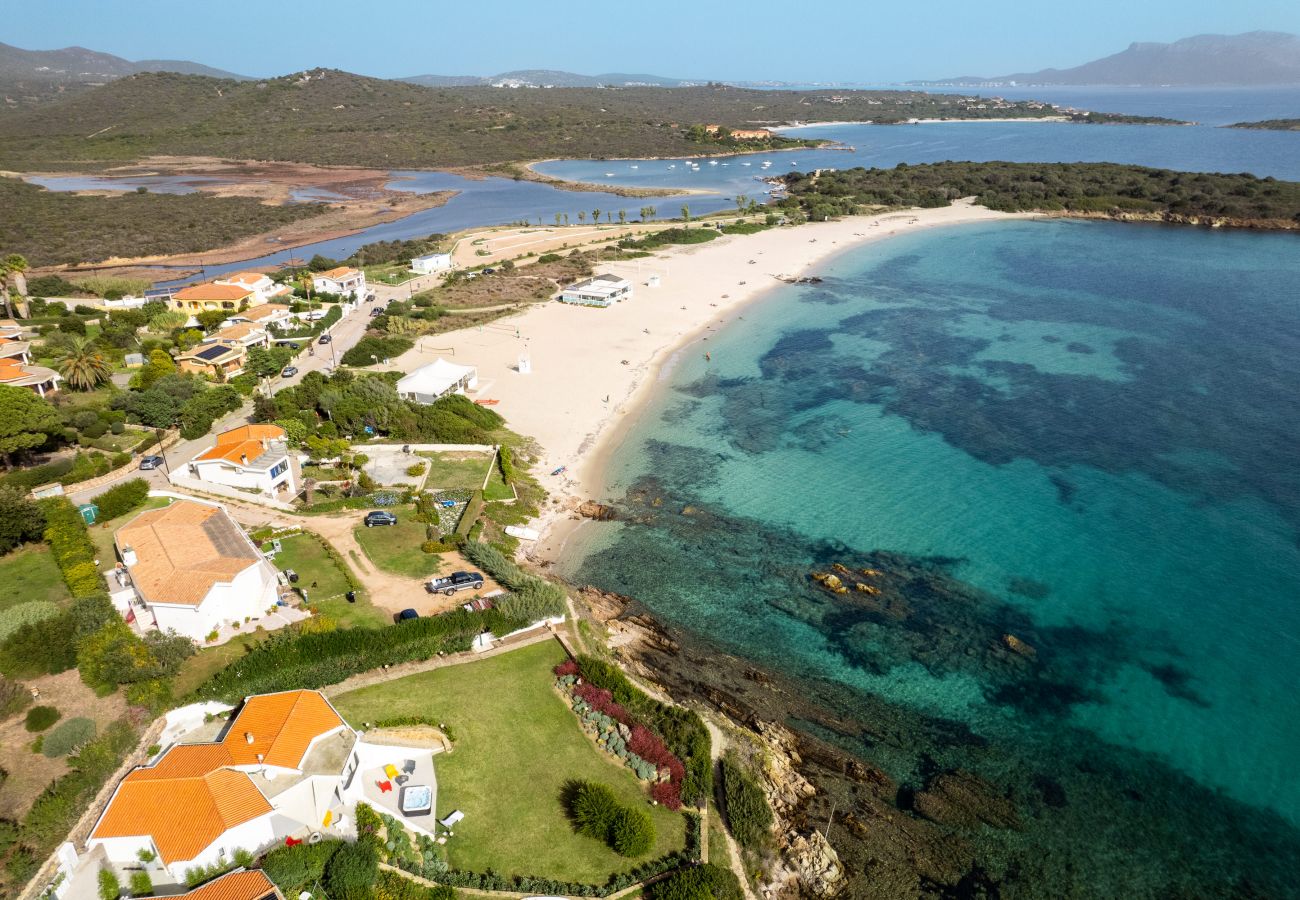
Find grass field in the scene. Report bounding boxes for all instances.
[172,630,267,698]
[418,451,492,492]
[333,640,686,883]
[352,507,443,579]
[0,545,71,611]
[266,532,386,628]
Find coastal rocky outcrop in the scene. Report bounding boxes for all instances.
[910,769,1022,830]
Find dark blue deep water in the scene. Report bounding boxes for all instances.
[561,219,1300,896]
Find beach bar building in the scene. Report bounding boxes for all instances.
[558,274,633,307]
[396,358,478,404]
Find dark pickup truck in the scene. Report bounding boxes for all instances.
[427,571,485,596]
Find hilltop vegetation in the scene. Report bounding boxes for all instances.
[0,175,328,266]
[0,69,1066,172]
[1227,118,1300,131]
[780,162,1300,226]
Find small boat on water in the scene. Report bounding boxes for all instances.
[605,172,615,176]
[741,161,752,166]
[709,160,719,166]
[630,164,638,169]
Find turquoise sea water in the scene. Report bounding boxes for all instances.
[561,219,1300,893]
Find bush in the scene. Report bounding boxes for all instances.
[610,805,656,857]
[460,540,565,620]
[0,676,32,721]
[261,839,344,894]
[128,870,153,897]
[325,840,379,900]
[24,705,60,732]
[39,497,103,597]
[496,445,515,483]
[98,866,121,900]
[405,462,426,477]
[340,335,414,367]
[42,717,96,757]
[569,780,620,841]
[0,601,60,644]
[94,478,150,521]
[650,863,743,900]
[719,753,773,851]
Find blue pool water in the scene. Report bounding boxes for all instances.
[559,219,1300,894]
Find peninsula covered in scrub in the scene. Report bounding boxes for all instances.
[1227,118,1300,131]
[778,161,1300,227]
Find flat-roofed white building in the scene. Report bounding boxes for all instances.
[396,358,478,404]
[558,273,633,307]
[411,252,453,275]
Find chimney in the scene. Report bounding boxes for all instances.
[240,454,248,465]
[245,732,255,745]
[121,546,138,567]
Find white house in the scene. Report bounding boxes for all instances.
[111,499,279,643]
[558,273,633,307]
[0,357,61,397]
[395,358,478,404]
[215,271,293,304]
[87,690,440,882]
[209,322,272,352]
[312,266,367,299]
[222,303,295,332]
[189,424,298,498]
[411,252,453,275]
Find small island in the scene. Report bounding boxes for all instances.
[1227,118,1300,131]
[778,161,1300,228]
[1067,111,1190,126]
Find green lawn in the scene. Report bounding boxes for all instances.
[172,631,268,698]
[333,640,687,883]
[482,463,514,502]
[0,545,71,611]
[352,506,444,579]
[418,451,493,492]
[265,532,387,628]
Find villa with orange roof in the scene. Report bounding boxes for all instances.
[176,339,247,379]
[0,356,61,396]
[178,870,282,900]
[85,689,440,884]
[110,499,279,642]
[173,282,258,316]
[215,271,293,304]
[311,265,367,299]
[189,424,297,499]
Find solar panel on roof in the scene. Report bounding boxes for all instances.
[196,345,229,361]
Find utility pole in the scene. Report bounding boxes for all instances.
[823,799,836,842]
[155,427,171,476]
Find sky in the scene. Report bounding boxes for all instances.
[5,0,1299,82]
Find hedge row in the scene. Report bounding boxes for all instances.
[92,478,150,522]
[38,497,104,598]
[460,540,566,623]
[719,752,775,851]
[196,607,528,701]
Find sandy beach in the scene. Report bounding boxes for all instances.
[381,202,1034,555]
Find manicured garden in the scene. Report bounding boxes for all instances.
[418,451,493,492]
[332,640,687,883]
[352,506,446,579]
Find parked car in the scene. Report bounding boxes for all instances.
[318,333,332,344]
[366,292,377,302]
[364,510,398,527]
[369,308,383,317]
[287,342,301,350]
[281,365,298,378]
[397,608,419,621]
[428,571,485,596]
[138,454,164,470]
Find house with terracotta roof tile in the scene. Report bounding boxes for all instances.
[86,690,440,883]
[178,869,283,900]
[176,339,247,379]
[311,266,367,299]
[173,282,259,316]
[209,322,272,351]
[0,356,61,396]
[215,272,293,305]
[111,499,279,642]
[189,425,297,499]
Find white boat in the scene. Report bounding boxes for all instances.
[742,162,752,166]
[630,165,638,169]
[709,160,719,166]
[605,172,615,176]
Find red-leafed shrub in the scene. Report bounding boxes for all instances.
[651,780,683,810]
[575,683,630,723]
[554,659,580,677]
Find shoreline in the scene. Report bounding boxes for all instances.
[379,203,1036,564]
[773,116,1071,130]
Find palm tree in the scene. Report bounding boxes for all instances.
[55,336,112,391]
[591,209,601,226]
[618,210,627,225]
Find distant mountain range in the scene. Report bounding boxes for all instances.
[917,32,1300,87]
[399,69,703,88]
[0,41,248,83]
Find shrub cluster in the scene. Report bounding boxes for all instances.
[460,540,566,624]
[92,478,150,521]
[0,593,116,678]
[719,752,774,851]
[42,717,96,758]
[39,497,104,597]
[0,489,46,555]
[650,863,743,900]
[0,601,60,644]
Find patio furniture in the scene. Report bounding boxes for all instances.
[377,779,392,793]
[402,759,417,774]
[285,836,302,847]
[383,763,400,780]
[396,774,410,786]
